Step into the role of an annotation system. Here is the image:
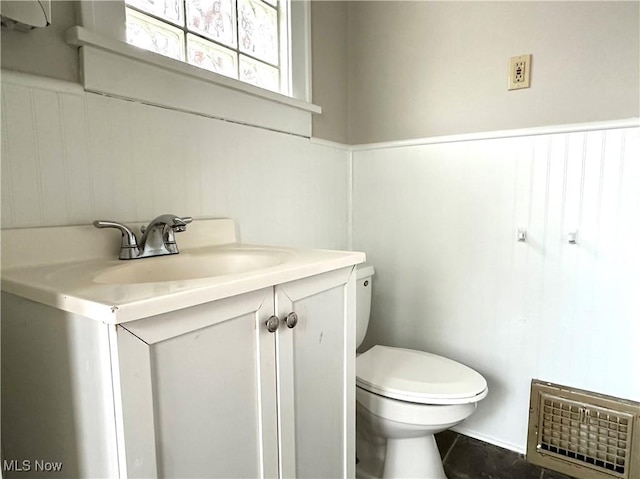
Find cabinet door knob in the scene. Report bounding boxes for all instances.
[265,315,280,333]
[284,312,298,329]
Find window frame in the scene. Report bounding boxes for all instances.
[124,0,288,95]
[68,0,318,137]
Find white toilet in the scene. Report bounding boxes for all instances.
[355,265,488,479]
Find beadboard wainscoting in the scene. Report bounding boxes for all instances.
[0,71,350,250]
[352,124,640,453]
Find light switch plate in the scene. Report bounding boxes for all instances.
[508,54,531,90]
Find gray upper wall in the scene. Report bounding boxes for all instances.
[344,1,640,144]
[311,1,348,144]
[2,1,639,144]
[1,1,79,83]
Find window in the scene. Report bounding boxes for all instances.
[124,0,288,94]
[69,0,317,137]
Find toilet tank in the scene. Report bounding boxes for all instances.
[355,265,375,349]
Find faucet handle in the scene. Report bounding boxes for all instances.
[93,220,139,259]
[93,220,137,245]
[140,216,192,234]
[172,216,193,232]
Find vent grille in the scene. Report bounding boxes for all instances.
[528,381,640,479]
[539,394,631,476]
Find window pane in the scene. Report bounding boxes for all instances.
[239,55,279,92]
[126,0,184,26]
[187,34,238,79]
[238,0,278,66]
[262,0,277,7]
[127,9,185,61]
[186,0,236,48]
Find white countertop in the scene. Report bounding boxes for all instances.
[1,219,365,323]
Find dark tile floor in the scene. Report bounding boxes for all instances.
[435,431,578,479]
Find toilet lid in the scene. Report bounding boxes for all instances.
[356,345,488,404]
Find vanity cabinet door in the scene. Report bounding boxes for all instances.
[112,288,279,479]
[274,267,356,479]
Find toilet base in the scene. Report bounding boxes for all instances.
[356,428,447,479]
[355,380,482,479]
[383,434,446,479]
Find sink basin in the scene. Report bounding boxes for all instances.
[93,249,285,284]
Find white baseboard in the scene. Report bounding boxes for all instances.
[451,426,526,455]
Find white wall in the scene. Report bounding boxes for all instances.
[347,1,639,143]
[0,71,350,250]
[352,123,640,451]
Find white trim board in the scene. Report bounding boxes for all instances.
[349,118,640,152]
[309,137,351,151]
[313,118,638,153]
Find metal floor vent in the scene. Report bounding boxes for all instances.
[527,380,640,479]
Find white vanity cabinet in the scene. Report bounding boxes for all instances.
[1,220,363,479]
[101,267,354,478]
[113,287,279,479]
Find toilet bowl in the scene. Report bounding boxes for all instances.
[355,266,487,479]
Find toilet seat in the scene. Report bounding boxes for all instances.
[356,345,488,405]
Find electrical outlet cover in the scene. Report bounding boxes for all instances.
[508,54,531,90]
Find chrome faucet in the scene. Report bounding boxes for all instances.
[93,215,193,260]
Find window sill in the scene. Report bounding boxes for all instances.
[65,26,321,137]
